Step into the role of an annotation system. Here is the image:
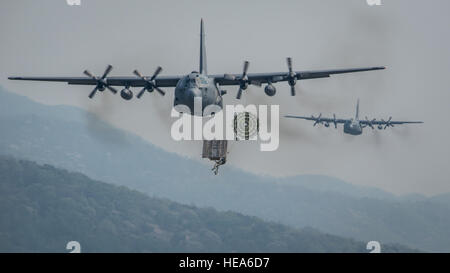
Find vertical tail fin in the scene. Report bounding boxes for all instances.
[199,19,207,75]
[355,98,360,120]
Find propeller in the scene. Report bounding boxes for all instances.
[134,66,165,98]
[333,114,338,129]
[383,117,394,129]
[313,113,322,127]
[286,57,298,96]
[83,65,118,99]
[365,116,376,129]
[225,61,261,99]
[236,61,250,100]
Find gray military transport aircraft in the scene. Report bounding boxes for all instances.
[285,99,423,136]
[8,19,385,116]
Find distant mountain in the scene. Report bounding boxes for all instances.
[429,193,450,207]
[1,87,449,252]
[0,157,415,252]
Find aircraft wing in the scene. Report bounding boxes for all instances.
[8,65,182,99]
[9,64,384,89]
[368,120,424,125]
[359,118,423,129]
[213,66,385,86]
[8,75,182,88]
[284,115,348,124]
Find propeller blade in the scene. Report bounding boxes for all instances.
[313,114,322,126]
[333,114,337,128]
[243,61,249,76]
[285,57,298,96]
[133,69,145,79]
[151,66,163,81]
[155,86,165,96]
[384,117,393,129]
[106,85,118,94]
[290,85,296,96]
[365,116,374,129]
[83,70,95,79]
[287,57,293,73]
[137,87,147,99]
[101,65,113,79]
[88,86,99,99]
[236,88,243,100]
[133,67,164,97]
[83,66,117,98]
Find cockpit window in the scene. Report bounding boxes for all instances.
[183,74,208,88]
[198,77,208,85]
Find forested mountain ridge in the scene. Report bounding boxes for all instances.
[0,157,415,253]
[1,87,448,251]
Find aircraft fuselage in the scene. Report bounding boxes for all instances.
[343,119,363,135]
[173,72,223,115]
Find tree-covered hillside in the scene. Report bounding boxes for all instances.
[0,87,448,252]
[0,157,413,253]
[0,86,450,252]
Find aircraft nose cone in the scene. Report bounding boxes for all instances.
[185,87,202,100]
[184,88,203,115]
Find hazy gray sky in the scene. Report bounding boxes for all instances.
[1,0,449,195]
